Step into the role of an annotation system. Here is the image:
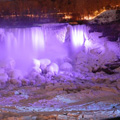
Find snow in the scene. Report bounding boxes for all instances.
[46,63,59,76]
[90,10,118,24]
[39,58,51,71]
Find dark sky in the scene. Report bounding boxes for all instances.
[0,0,120,16]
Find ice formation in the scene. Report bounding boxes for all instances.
[32,58,42,73]
[0,23,120,87]
[39,58,51,72]
[46,63,59,76]
[60,62,73,71]
[70,25,88,51]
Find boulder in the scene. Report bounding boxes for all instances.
[46,63,59,76]
[8,69,23,79]
[60,62,73,71]
[40,58,51,71]
[9,78,21,86]
[21,79,29,86]
[0,73,8,83]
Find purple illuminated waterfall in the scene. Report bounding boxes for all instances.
[0,27,45,70]
[70,25,90,53]
[0,23,119,77]
[0,24,90,65]
[0,24,69,71]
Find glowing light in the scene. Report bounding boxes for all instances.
[83,16,94,20]
[82,9,107,20]
[63,15,72,20]
[32,27,45,52]
[95,9,106,16]
[70,25,106,55]
[85,39,92,51]
[33,58,40,67]
[0,24,69,71]
[71,25,85,50]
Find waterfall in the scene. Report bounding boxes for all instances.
[0,24,90,63]
[70,25,89,53]
[0,24,68,71]
[0,23,119,74]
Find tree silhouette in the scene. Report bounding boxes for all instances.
[68,0,71,5]
[51,0,56,2]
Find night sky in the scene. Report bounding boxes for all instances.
[0,0,119,23]
[0,0,120,13]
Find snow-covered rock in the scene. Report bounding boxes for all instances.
[32,66,42,74]
[8,69,23,80]
[29,79,36,86]
[33,58,40,68]
[29,71,40,79]
[0,73,8,83]
[9,78,21,86]
[46,63,59,76]
[90,10,118,24]
[60,62,73,71]
[21,79,29,86]
[39,58,51,71]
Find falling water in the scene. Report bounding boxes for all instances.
[0,27,45,71]
[0,24,69,71]
[0,23,118,78]
[70,25,89,52]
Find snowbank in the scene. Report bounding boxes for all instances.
[90,10,119,24]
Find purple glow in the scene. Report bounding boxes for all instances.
[0,22,120,120]
[0,24,68,72]
[70,25,107,55]
[71,25,85,50]
[0,23,119,74]
[31,27,45,52]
